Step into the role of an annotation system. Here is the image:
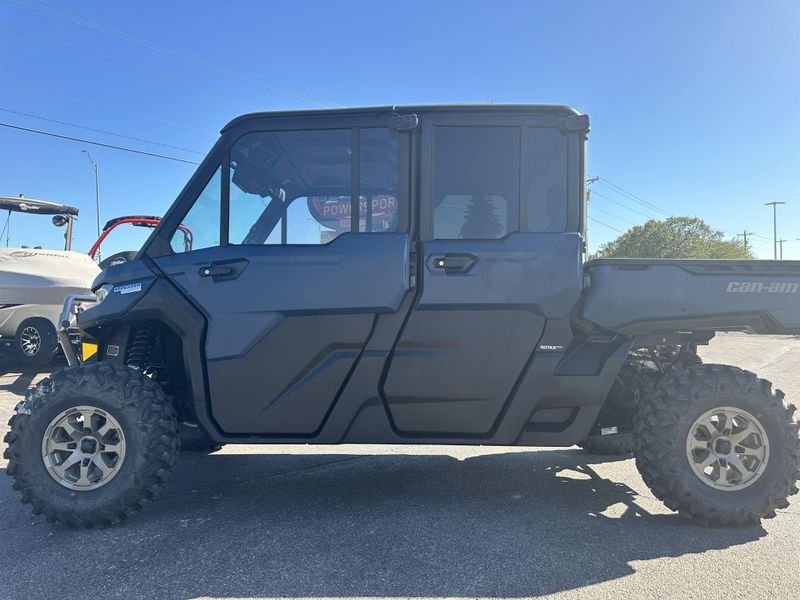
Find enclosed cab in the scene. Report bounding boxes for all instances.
[6,105,799,527]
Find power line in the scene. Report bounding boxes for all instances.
[7,0,339,108]
[589,217,624,234]
[2,76,216,135]
[589,204,637,226]
[0,24,257,105]
[0,107,205,154]
[597,178,674,217]
[0,121,200,164]
[591,190,658,220]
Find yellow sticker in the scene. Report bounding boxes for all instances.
[82,342,98,360]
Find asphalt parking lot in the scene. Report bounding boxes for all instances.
[1,333,799,600]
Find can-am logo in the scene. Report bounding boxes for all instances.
[726,281,799,294]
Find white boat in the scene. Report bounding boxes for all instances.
[0,196,99,364]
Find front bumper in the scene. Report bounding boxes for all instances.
[57,294,97,366]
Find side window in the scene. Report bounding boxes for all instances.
[432,126,520,239]
[527,128,567,232]
[358,128,399,233]
[170,167,221,253]
[229,129,351,245]
[228,127,401,245]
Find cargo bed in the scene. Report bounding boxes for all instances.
[581,259,800,335]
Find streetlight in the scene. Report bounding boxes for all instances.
[764,201,786,260]
[81,149,101,260]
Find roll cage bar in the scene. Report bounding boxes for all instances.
[88,215,193,258]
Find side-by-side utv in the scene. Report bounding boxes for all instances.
[5,105,799,527]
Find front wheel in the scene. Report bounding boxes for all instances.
[634,364,800,525]
[3,363,179,527]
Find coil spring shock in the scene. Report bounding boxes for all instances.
[127,325,172,395]
[127,326,156,371]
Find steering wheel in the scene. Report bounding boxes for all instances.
[99,251,138,270]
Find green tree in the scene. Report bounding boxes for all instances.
[460,195,503,239]
[595,217,753,259]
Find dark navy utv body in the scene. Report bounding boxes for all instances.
[6,105,799,527]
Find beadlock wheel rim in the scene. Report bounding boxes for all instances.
[41,405,126,491]
[20,326,41,356]
[685,406,769,491]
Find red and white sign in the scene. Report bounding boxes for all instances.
[307,195,397,232]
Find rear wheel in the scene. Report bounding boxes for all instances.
[3,363,178,527]
[634,364,800,525]
[14,317,58,366]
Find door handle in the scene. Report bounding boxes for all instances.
[199,265,233,278]
[431,253,477,272]
[198,258,249,280]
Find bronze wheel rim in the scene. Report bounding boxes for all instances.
[41,405,126,491]
[685,406,769,491]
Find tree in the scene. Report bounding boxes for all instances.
[460,195,503,239]
[595,217,753,259]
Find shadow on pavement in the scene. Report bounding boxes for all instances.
[0,447,766,599]
[0,356,64,394]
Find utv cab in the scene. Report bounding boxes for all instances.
[5,105,799,527]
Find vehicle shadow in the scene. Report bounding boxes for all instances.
[0,356,63,394]
[0,447,767,599]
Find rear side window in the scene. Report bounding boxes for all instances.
[527,128,568,232]
[432,127,520,239]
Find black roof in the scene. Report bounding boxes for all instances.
[0,196,79,216]
[222,103,581,133]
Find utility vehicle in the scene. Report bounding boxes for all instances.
[5,105,799,527]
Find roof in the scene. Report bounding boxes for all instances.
[221,103,582,133]
[0,195,79,216]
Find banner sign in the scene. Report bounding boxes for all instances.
[307,195,397,232]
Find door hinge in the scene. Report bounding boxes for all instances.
[409,248,418,289]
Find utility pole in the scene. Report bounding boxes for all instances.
[584,177,599,254]
[764,201,786,260]
[737,230,754,254]
[81,149,101,261]
[586,176,599,203]
[778,239,788,260]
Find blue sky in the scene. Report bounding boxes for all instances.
[0,0,798,258]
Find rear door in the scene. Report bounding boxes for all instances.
[152,114,413,435]
[383,112,585,436]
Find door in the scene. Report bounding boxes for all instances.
[153,117,413,435]
[383,113,584,436]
